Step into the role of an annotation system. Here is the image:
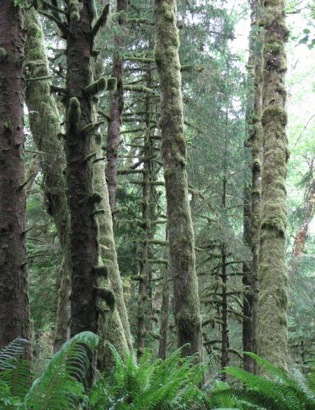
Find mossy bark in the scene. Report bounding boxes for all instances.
[243,0,263,374]
[292,175,315,257]
[91,128,131,368]
[24,7,71,352]
[154,0,203,359]
[0,1,30,352]
[106,0,128,213]
[257,0,289,371]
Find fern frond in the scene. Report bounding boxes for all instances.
[0,337,29,370]
[89,344,206,410]
[0,338,30,402]
[24,331,99,409]
[211,353,315,410]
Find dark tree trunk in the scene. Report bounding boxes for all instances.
[0,1,30,352]
[155,0,203,360]
[65,2,99,337]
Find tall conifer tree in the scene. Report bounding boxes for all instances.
[257,0,289,370]
[0,0,30,352]
[154,0,203,359]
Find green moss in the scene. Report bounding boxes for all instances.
[85,77,107,96]
[261,106,287,127]
[67,97,81,129]
[0,48,7,62]
[68,0,81,22]
[162,2,174,22]
[106,77,117,91]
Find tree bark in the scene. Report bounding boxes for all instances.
[24,7,71,352]
[0,1,30,352]
[106,0,128,213]
[242,0,263,373]
[257,0,289,371]
[154,0,203,360]
[65,2,99,337]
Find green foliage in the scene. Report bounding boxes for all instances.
[210,353,315,410]
[0,332,98,409]
[12,0,32,8]
[87,343,207,409]
[0,338,30,408]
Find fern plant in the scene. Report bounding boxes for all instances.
[0,331,98,409]
[87,343,208,410]
[0,337,30,409]
[210,352,315,410]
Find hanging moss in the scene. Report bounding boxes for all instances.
[67,97,81,130]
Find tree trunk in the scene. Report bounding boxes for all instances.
[293,173,315,256]
[242,0,263,373]
[0,1,30,353]
[154,0,203,360]
[24,7,71,352]
[106,0,128,213]
[257,0,289,371]
[65,2,99,337]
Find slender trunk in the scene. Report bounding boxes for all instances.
[257,0,289,370]
[220,178,229,377]
[154,0,203,359]
[293,173,315,256]
[92,129,130,369]
[24,7,71,352]
[242,0,263,373]
[137,65,156,357]
[158,239,170,359]
[106,0,128,213]
[0,1,30,353]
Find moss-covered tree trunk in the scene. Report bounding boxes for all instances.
[106,0,128,213]
[257,0,289,370]
[24,7,71,352]
[243,0,263,373]
[91,127,131,369]
[0,1,30,351]
[154,0,203,359]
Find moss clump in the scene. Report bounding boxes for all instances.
[0,48,7,62]
[261,106,287,127]
[68,0,80,22]
[67,97,81,128]
[162,1,174,22]
[106,77,117,91]
[85,78,107,96]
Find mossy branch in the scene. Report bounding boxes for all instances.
[85,78,107,97]
[91,3,110,38]
[38,10,69,36]
[124,84,156,94]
